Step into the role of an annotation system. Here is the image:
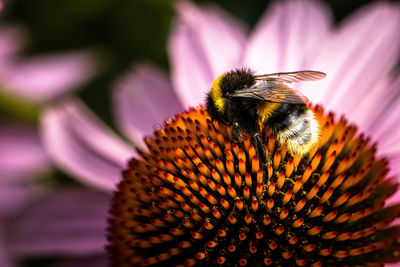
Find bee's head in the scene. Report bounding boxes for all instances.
[208,68,256,112]
[218,68,256,96]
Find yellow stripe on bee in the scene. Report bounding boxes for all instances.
[257,102,281,123]
[210,73,227,112]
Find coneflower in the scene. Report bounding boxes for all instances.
[108,105,400,266]
[29,1,399,266]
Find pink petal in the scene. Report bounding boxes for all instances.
[0,250,13,267]
[0,258,13,267]
[6,190,110,257]
[374,111,400,157]
[41,99,137,191]
[0,185,35,218]
[332,75,400,159]
[384,154,400,206]
[359,75,400,158]
[244,0,332,74]
[1,51,98,102]
[0,230,14,267]
[307,2,400,110]
[168,1,247,108]
[0,125,48,219]
[113,63,183,149]
[348,76,391,134]
[389,155,400,177]
[0,26,25,62]
[0,125,50,183]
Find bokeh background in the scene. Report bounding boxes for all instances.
[0,0,398,266]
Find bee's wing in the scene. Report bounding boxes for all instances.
[231,83,309,104]
[255,70,326,83]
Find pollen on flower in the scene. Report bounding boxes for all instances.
[107,105,400,266]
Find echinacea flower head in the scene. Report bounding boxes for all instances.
[38,0,400,266]
[107,104,400,266]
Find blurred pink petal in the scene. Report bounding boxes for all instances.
[0,125,48,218]
[175,1,247,75]
[0,26,25,63]
[244,0,332,74]
[6,190,110,257]
[348,76,392,133]
[169,1,246,108]
[0,252,13,267]
[113,63,183,149]
[1,51,98,102]
[372,100,400,157]
[0,186,35,219]
[307,2,400,109]
[0,125,49,182]
[364,76,400,153]
[0,230,14,267]
[41,99,137,191]
[385,154,400,206]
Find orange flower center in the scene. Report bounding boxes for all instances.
[108,105,400,266]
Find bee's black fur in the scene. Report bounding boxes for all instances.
[207,68,259,134]
[266,103,307,133]
[219,68,256,95]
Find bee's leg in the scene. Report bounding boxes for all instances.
[252,132,272,183]
[231,122,244,143]
[261,126,268,141]
[260,125,272,164]
[232,122,248,153]
[252,133,271,166]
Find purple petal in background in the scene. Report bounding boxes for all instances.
[0,229,14,267]
[307,2,400,110]
[0,125,47,228]
[169,1,247,108]
[1,51,98,102]
[357,75,400,148]
[371,93,400,158]
[384,154,400,206]
[0,186,35,219]
[41,99,137,191]
[0,26,25,63]
[244,0,332,74]
[0,125,49,182]
[5,190,110,257]
[113,63,183,149]
[175,1,247,76]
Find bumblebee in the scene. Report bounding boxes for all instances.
[206,68,326,166]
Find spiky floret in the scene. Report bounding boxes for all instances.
[108,105,400,267]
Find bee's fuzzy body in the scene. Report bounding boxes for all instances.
[206,68,320,156]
